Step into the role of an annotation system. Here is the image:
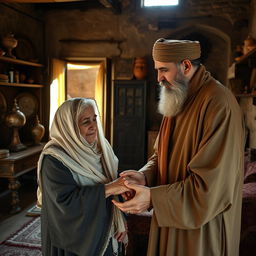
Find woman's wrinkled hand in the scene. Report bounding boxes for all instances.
[115,222,128,242]
[105,177,131,198]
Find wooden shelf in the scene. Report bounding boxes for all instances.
[0,81,44,88]
[235,94,256,97]
[0,56,43,68]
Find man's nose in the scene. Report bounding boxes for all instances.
[157,72,163,82]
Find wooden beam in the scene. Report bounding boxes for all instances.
[4,0,85,3]
[98,0,121,13]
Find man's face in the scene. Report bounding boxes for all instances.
[154,61,180,88]
[154,60,189,117]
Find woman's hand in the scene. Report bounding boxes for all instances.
[115,222,128,242]
[105,177,130,198]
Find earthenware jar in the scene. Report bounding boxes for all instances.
[31,115,45,144]
[133,57,148,80]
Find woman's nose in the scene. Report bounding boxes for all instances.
[89,121,96,129]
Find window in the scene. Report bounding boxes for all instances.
[142,0,179,7]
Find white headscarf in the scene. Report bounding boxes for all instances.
[37,98,127,253]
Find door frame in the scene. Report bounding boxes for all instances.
[63,57,112,141]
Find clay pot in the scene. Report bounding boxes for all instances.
[2,33,18,58]
[31,115,45,144]
[19,73,26,83]
[133,57,148,80]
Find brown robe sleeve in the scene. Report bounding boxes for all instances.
[139,135,159,186]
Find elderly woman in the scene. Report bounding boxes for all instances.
[37,98,128,256]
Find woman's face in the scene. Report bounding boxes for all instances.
[78,106,98,144]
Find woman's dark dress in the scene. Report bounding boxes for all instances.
[41,155,113,256]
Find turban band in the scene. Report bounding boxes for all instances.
[152,38,201,62]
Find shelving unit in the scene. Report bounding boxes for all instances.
[235,94,256,97]
[0,55,47,214]
[0,55,47,148]
[229,48,256,95]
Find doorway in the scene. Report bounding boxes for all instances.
[49,57,112,140]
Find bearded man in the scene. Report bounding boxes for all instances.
[113,38,245,256]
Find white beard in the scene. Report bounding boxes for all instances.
[158,77,188,117]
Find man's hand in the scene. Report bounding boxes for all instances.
[120,170,146,186]
[119,170,146,201]
[112,181,151,214]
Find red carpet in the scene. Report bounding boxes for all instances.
[0,217,41,256]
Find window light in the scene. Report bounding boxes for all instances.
[143,0,179,7]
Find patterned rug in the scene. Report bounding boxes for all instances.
[0,217,41,256]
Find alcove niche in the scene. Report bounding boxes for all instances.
[168,24,231,86]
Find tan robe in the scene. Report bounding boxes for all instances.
[140,65,244,256]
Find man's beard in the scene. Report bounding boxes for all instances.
[158,72,188,117]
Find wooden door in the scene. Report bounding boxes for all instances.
[113,80,147,171]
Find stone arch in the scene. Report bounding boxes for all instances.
[167,24,230,85]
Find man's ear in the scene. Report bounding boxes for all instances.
[182,59,192,75]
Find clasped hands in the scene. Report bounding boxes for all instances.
[105,170,151,215]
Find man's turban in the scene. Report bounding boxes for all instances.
[152,38,201,62]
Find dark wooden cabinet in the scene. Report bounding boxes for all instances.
[113,80,147,171]
[0,144,44,213]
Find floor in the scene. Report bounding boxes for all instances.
[0,172,37,243]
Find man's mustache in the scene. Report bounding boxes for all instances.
[159,80,171,87]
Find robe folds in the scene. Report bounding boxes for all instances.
[41,155,114,256]
[140,65,244,256]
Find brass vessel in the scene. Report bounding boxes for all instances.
[5,99,26,152]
